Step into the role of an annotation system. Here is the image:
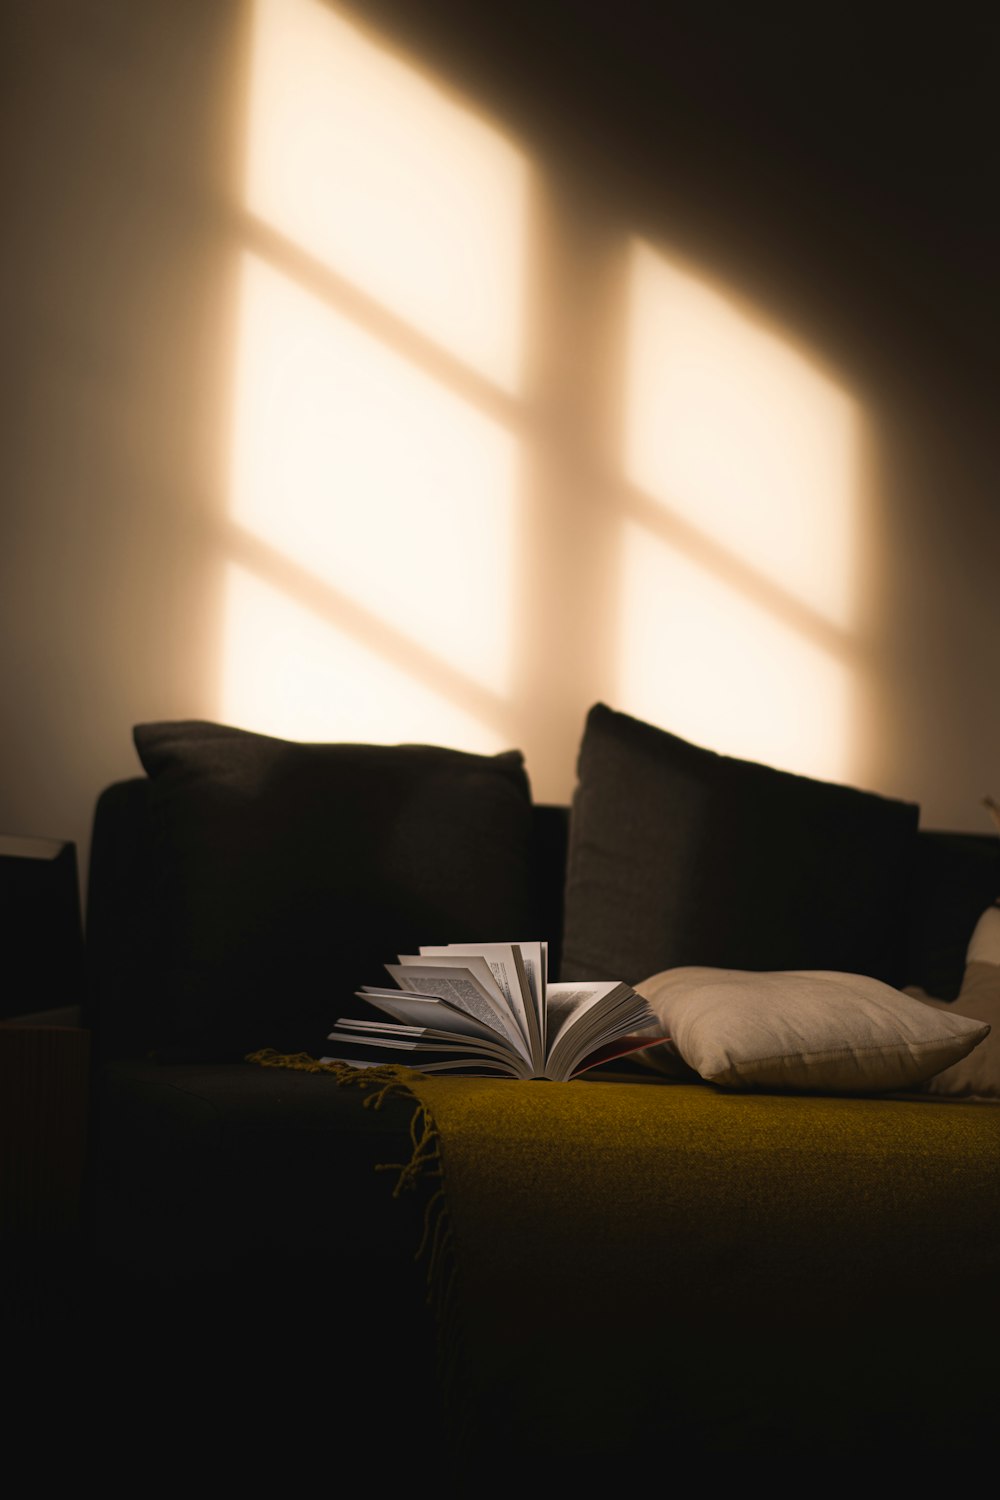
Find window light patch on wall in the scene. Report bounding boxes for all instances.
[228,252,519,699]
[617,239,863,784]
[220,563,510,752]
[245,0,529,393]
[624,240,859,632]
[617,519,854,783]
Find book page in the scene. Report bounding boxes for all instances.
[544,982,659,1080]
[333,1018,517,1058]
[493,940,547,1058]
[396,954,510,1021]
[568,1032,666,1077]
[357,987,504,1041]
[544,984,609,1045]
[325,1018,529,1076]
[419,943,539,1065]
[382,963,527,1057]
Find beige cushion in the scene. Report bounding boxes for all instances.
[967,903,1000,964]
[634,966,990,1094]
[911,906,1000,1099]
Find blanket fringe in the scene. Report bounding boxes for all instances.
[245,1048,464,1426]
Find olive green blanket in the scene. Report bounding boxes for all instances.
[250,1051,1000,1471]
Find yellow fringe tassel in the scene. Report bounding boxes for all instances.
[244,1047,475,1455]
[245,1047,455,1293]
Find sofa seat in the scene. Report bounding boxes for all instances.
[78,1058,445,1458]
[90,1056,435,1291]
[80,1055,1000,1476]
[75,714,1000,1479]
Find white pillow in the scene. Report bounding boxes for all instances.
[911,904,1000,1099]
[966,902,1000,965]
[633,966,990,1094]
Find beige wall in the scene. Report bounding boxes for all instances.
[1,0,997,912]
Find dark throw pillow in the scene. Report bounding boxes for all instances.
[133,721,534,1062]
[560,704,920,989]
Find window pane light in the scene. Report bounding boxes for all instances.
[618,238,863,783]
[245,0,529,392]
[625,240,859,630]
[617,521,853,783]
[220,563,510,751]
[227,252,519,704]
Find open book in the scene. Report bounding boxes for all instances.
[323,940,665,1081]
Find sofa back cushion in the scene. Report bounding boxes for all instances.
[560,703,921,989]
[116,721,534,1061]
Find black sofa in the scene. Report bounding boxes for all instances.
[72,705,1000,1475]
